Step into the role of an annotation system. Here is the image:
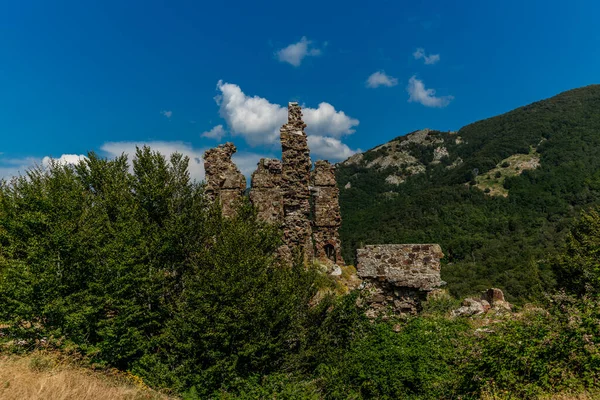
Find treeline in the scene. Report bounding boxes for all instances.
[1,149,600,398]
[337,85,600,302]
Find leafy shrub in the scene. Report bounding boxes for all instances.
[457,294,600,398]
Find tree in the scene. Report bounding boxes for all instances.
[553,208,600,296]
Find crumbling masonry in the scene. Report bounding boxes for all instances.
[203,142,246,217]
[203,102,344,267]
[311,160,343,265]
[203,103,449,316]
[356,244,445,316]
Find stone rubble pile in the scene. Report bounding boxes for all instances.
[452,288,512,317]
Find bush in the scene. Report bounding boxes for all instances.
[553,208,600,296]
[0,147,321,396]
[457,294,600,398]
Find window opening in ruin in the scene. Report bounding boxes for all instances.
[324,244,336,263]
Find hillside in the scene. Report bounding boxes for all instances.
[337,85,600,302]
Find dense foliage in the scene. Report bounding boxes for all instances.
[1,142,600,398]
[337,85,600,302]
[0,148,321,396]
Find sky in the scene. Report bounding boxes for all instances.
[1,0,599,181]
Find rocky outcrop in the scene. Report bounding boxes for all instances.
[249,158,284,224]
[280,102,313,264]
[203,143,246,217]
[357,244,445,316]
[311,160,344,266]
[452,288,512,317]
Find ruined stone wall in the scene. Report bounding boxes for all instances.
[249,158,283,224]
[357,244,444,316]
[312,160,344,266]
[203,142,246,217]
[280,102,313,264]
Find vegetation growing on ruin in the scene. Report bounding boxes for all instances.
[337,84,600,302]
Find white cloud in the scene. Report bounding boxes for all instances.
[42,154,86,167]
[0,154,86,180]
[201,125,226,140]
[413,48,440,65]
[215,81,287,146]
[215,80,359,154]
[275,36,322,67]
[303,103,359,137]
[307,136,357,161]
[161,110,173,119]
[406,76,453,108]
[366,71,399,88]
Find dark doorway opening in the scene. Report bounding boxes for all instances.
[324,244,336,263]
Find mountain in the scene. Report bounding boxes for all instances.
[336,85,600,302]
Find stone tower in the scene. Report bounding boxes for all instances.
[249,158,284,224]
[311,160,344,265]
[203,142,246,217]
[280,102,313,264]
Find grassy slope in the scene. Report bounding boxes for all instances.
[337,85,600,302]
[0,352,173,400]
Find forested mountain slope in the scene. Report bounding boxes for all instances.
[337,85,600,301]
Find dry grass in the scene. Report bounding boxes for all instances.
[0,352,174,400]
[481,391,600,400]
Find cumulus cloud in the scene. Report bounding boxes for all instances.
[215,80,359,161]
[303,103,359,138]
[42,154,86,167]
[161,110,173,119]
[406,76,453,108]
[215,81,286,146]
[366,71,399,88]
[201,125,226,140]
[275,37,322,67]
[413,48,440,65]
[307,136,357,161]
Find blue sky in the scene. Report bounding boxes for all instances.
[1,0,599,180]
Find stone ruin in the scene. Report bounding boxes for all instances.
[202,103,506,318]
[311,161,343,266]
[203,102,344,267]
[356,244,445,316]
[452,288,512,317]
[249,159,283,224]
[203,142,246,217]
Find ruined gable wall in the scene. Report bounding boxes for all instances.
[357,244,444,315]
[203,142,246,217]
[312,160,344,265]
[249,158,284,224]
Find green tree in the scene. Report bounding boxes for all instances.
[553,208,600,296]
